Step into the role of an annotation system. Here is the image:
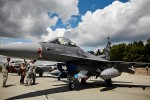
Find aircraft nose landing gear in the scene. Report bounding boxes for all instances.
[69,82,75,90]
[67,74,77,90]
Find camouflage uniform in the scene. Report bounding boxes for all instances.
[25,63,36,85]
[2,62,10,86]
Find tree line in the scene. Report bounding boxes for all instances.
[89,38,150,62]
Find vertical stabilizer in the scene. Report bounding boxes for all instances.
[104,37,111,60]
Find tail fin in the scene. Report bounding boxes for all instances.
[103,37,111,60]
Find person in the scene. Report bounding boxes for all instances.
[23,59,28,67]
[32,63,36,85]
[24,59,36,86]
[146,66,149,73]
[20,63,26,84]
[2,58,11,87]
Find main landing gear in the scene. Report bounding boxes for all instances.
[67,75,87,90]
[105,78,112,86]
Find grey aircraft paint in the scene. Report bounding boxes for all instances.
[0,37,149,90]
[0,43,42,59]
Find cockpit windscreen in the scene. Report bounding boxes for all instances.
[48,37,77,47]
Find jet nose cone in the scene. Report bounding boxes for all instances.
[0,43,42,59]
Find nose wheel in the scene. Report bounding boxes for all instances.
[67,74,76,90]
[69,82,75,90]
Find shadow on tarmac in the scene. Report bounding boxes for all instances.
[100,84,150,92]
[5,81,150,100]
[2,84,16,88]
[36,75,58,79]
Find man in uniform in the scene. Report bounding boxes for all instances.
[2,58,11,87]
[24,59,36,85]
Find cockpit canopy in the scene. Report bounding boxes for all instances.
[48,37,77,47]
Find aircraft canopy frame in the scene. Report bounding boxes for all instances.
[48,37,77,47]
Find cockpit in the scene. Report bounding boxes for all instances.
[48,37,77,47]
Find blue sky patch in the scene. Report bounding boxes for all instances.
[48,12,59,19]
[0,38,32,44]
[78,0,128,15]
[50,18,67,30]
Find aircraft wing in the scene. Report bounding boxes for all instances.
[60,53,150,66]
[59,53,150,74]
[59,52,108,62]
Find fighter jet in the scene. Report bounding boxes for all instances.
[0,37,149,90]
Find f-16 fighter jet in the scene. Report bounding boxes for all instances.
[0,37,149,90]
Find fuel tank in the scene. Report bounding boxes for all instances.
[100,68,121,79]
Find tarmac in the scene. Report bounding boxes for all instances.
[0,72,150,100]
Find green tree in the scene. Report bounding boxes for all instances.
[110,43,126,61]
[144,38,150,62]
[123,41,144,62]
[94,38,149,62]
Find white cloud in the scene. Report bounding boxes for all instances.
[49,0,79,22]
[1,0,150,50]
[63,0,150,48]
[43,0,150,50]
[0,0,79,41]
[41,28,67,41]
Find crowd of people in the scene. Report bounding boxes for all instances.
[2,58,37,87]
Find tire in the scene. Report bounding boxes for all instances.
[69,82,75,90]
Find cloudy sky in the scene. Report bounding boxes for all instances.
[0,0,150,51]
